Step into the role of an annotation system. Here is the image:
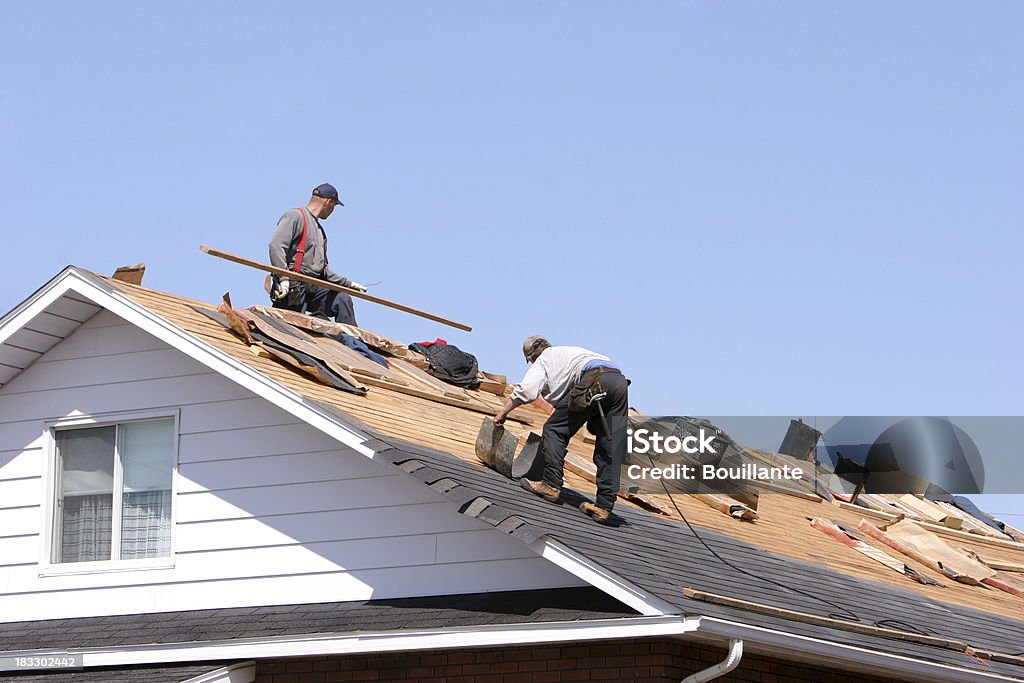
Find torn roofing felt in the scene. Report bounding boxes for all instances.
[193,306,366,394]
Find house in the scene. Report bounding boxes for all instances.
[1,266,1022,683]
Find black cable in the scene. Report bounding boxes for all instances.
[643,450,863,623]
[643,450,936,636]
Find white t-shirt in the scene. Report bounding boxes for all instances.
[511,346,610,405]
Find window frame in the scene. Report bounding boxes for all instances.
[40,408,179,577]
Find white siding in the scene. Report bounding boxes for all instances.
[0,310,580,621]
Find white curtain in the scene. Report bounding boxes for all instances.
[60,494,113,562]
[120,490,172,559]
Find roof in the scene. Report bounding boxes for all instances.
[2,266,1024,682]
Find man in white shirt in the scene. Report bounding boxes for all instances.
[493,336,629,524]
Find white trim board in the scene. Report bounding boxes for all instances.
[182,661,256,683]
[528,537,679,616]
[1,615,700,669]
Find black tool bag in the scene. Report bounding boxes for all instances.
[568,367,606,413]
[409,342,480,389]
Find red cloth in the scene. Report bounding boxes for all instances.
[416,338,447,347]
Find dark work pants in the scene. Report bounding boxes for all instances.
[272,280,357,326]
[541,371,629,511]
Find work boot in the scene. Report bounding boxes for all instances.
[520,477,561,503]
[579,501,612,525]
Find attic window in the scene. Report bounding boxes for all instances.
[53,418,174,563]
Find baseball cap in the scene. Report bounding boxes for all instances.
[312,183,344,206]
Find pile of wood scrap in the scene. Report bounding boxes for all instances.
[809,517,943,586]
[202,296,510,415]
[858,517,1024,596]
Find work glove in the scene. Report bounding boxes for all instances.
[348,280,368,293]
[270,277,290,301]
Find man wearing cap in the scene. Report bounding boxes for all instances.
[268,183,367,325]
[493,336,629,525]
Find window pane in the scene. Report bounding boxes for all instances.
[121,420,174,493]
[120,420,173,559]
[57,426,115,563]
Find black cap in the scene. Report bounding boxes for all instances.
[312,183,344,206]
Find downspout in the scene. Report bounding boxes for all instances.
[681,639,743,683]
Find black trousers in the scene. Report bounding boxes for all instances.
[541,370,629,511]
[272,280,357,326]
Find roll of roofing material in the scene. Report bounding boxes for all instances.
[474,418,543,481]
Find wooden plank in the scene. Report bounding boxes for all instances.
[682,588,968,651]
[201,245,472,331]
[692,493,758,521]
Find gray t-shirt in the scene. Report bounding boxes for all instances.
[268,208,350,287]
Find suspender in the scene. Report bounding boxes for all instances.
[292,208,308,273]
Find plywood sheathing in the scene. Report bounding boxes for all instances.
[102,275,1024,623]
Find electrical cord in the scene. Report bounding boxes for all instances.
[642,450,937,636]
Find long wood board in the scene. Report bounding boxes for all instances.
[201,245,472,331]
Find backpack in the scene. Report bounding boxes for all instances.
[409,341,480,389]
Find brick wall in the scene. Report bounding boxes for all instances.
[253,638,900,683]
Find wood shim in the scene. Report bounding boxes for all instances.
[683,588,968,651]
[858,518,995,585]
[897,494,964,529]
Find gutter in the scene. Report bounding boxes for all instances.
[697,616,1023,683]
[682,639,742,683]
[0,615,701,671]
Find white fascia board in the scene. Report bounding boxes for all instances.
[698,616,1021,683]
[528,537,680,617]
[29,269,374,458]
[0,267,83,346]
[181,661,256,683]
[5,616,699,669]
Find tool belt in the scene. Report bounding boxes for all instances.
[568,366,619,413]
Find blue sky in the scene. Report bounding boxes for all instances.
[1,3,1020,513]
